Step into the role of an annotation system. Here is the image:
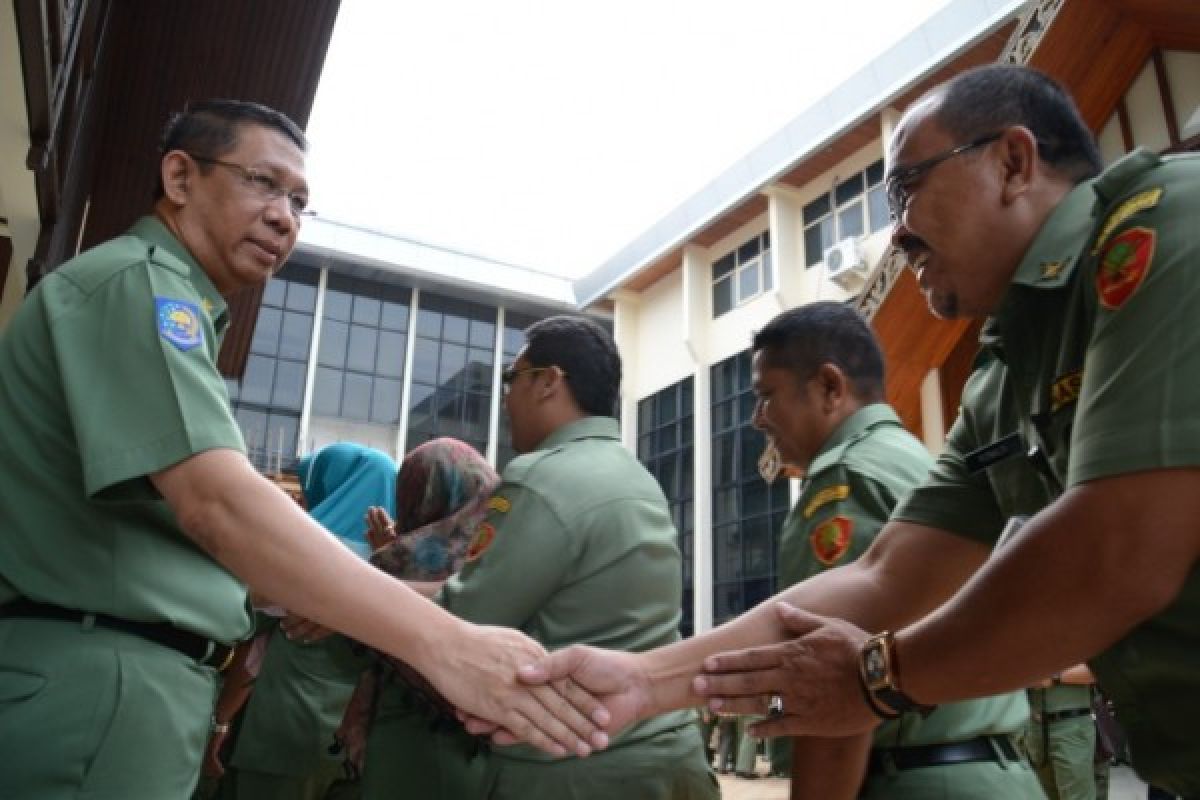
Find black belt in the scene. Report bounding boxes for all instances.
[1032,707,1091,724]
[0,598,234,670]
[868,735,1021,774]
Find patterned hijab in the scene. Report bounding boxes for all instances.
[297,443,398,560]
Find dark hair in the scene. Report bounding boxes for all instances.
[752,302,884,402]
[523,315,621,417]
[155,99,307,198]
[928,64,1101,184]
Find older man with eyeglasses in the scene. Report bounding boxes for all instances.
[0,100,606,799]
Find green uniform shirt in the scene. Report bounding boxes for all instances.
[0,216,250,643]
[894,149,1200,794]
[440,416,695,762]
[776,404,1030,760]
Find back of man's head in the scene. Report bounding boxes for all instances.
[523,315,621,417]
[154,99,307,198]
[928,64,1101,184]
[752,302,885,403]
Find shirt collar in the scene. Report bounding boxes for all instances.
[1008,178,1097,290]
[130,215,229,331]
[807,403,902,477]
[535,416,620,451]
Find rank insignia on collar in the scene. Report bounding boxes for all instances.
[1097,227,1155,310]
[804,484,850,519]
[201,298,215,317]
[1050,370,1083,412]
[1039,261,1066,280]
[155,297,204,351]
[487,496,511,514]
[810,515,852,567]
[466,522,496,561]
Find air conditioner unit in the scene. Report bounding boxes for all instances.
[823,237,868,291]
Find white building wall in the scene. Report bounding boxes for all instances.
[1166,50,1200,139]
[1125,60,1172,154]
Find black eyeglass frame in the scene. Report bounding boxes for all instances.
[188,154,314,219]
[885,131,1003,221]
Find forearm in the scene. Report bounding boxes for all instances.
[900,475,1198,704]
[789,734,872,800]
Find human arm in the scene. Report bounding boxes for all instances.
[152,447,608,756]
[789,734,872,800]
[200,635,265,777]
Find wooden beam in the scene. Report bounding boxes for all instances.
[1151,48,1181,146]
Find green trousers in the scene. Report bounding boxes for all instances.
[1026,714,1100,800]
[0,617,217,799]
[217,764,360,800]
[860,752,1048,800]
[482,724,719,800]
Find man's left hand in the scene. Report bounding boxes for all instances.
[694,602,879,738]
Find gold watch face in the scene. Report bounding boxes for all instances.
[863,639,890,689]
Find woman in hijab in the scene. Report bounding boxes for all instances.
[338,437,499,800]
[204,442,397,800]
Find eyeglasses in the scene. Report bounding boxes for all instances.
[500,365,565,395]
[188,154,314,219]
[885,132,1003,221]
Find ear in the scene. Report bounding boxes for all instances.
[160,150,193,205]
[813,363,850,412]
[536,365,565,402]
[997,126,1039,205]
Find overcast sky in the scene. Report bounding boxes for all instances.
[305,0,953,277]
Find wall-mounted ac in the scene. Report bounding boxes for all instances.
[823,237,868,292]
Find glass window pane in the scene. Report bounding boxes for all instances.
[466,348,494,392]
[742,479,768,517]
[868,185,890,233]
[250,307,281,356]
[656,386,677,425]
[285,281,316,312]
[740,431,764,479]
[712,276,733,317]
[713,252,736,280]
[408,382,435,412]
[837,201,864,240]
[317,320,348,368]
[714,526,742,581]
[835,172,864,206]
[657,425,677,452]
[342,373,372,421]
[346,325,378,373]
[416,308,442,338]
[503,325,526,356]
[434,391,463,430]
[737,263,760,301]
[737,237,760,264]
[743,516,770,577]
[312,367,342,416]
[236,408,268,455]
[439,343,467,388]
[802,193,831,225]
[271,359,306,410]
[713,434,736,486]
[638,397,654,436]
[323,290,352,322]
[681,377,693,412]
[278,311,312,361]
[762,251,773,291]
[381,301,410,332]
[264,412,299,466]
[804,223,824,267]
[681,415,694,445]
[371,377,402,424]
[262,278,286,308]
[469,318,496,348]
[241,355,274,405]
[352,296,381,326]
[463,392,490,442]
[442,313,468,344]
[376,331,407,378]
[411,338,439,384]
[658,458,678,498]
[866,159,885,187]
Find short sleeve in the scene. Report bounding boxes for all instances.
[892,412,1008,544]
[47,263,244,498]
[1069,193,1200,485]
[437,482,571,628]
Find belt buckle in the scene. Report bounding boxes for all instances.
[209,643,236,672]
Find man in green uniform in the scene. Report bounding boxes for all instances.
[513,64,1200,797]
[0,101,602,800]
[754,303,1041,798]
[445,316,717,798]
[1027,665,1104,800]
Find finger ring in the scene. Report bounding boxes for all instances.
[767,693,785,717]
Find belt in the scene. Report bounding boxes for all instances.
[868,735,1021,774]
[0,598,234,670]
[1032,708,1092,724]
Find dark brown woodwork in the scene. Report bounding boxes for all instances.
[0,236,11,304]
[1152,48,1181,146]
[1117,98,1135,152]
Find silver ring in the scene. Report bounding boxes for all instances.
[767,693,785,717]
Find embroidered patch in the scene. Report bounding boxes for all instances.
[1096,227,1155,310]
[1091,188,1163,256]
[466,522,496,561]
[487,496,511,514]
[155,297,203,351]
[804,485,850,519]
[1050,370,1083,412]
[810,516,853,567]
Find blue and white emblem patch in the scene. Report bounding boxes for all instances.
[155,297,204,351]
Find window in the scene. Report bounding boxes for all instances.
[709,351,792,625]
[494,309,541,470]
[310,274,412,450]
[637,378,695,636]
[406,293,497,458]
[803,159,888,267]
[226,262,318,472]
[712,231,772,317]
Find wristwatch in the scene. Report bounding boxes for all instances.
[858,631,936,719]
[211,715,231,735]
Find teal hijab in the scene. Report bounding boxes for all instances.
[296,443,397,559]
